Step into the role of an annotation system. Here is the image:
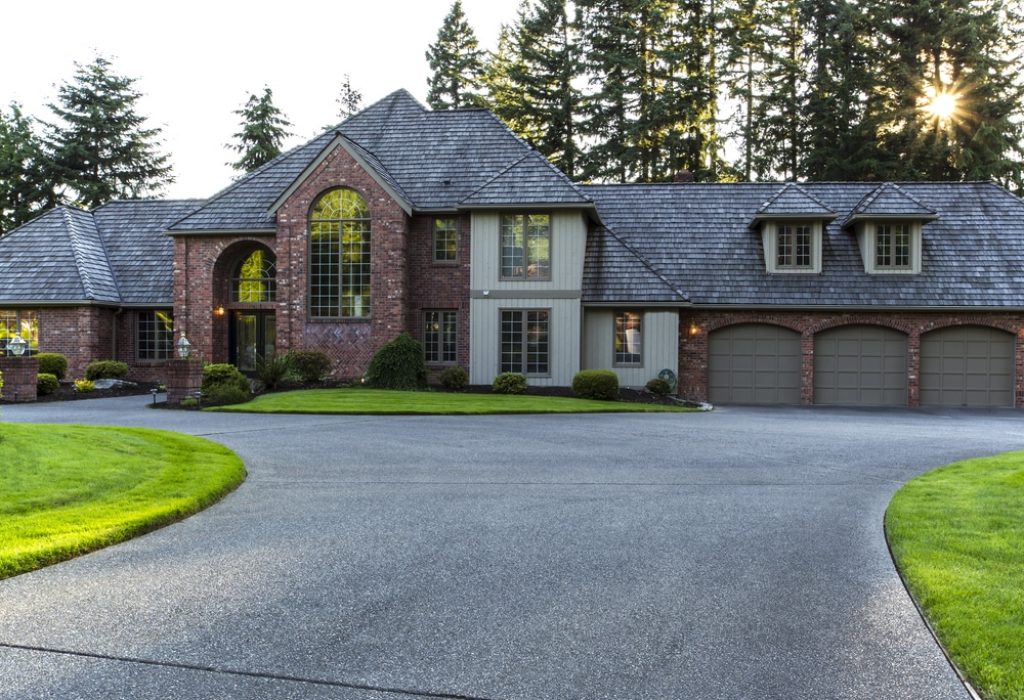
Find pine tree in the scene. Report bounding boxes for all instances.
[426,0,486,110]
[484,0,583,177]
[43,55,173,209]
[336,74,363,120]
[228,87,293,173]
[0,103,52,234]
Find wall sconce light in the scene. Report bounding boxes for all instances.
[176,333,193,359]
[214,306,226,317]
[6,333,28,356]
[688,323,701,336]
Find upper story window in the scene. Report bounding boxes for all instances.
[434,218,458,263]
[500,213,551,280]
[309,188,371,319]
[0,309,39,354]
[875,223,911,270]
[614,311,642,366]
[232,249,276,303]
[137,310,174,360]
[776,223,812,269]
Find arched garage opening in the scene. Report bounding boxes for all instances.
[920,325,1015,407]
[813,325,907,406]
[708,324,801,404]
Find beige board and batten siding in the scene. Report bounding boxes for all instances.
[469,211,588,386]
[582,309,679,388]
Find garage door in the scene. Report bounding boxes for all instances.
[709,324,801,404]
[814,325,907,406]
[920,326,1015,407]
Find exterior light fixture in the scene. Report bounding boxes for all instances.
[7,333,28,356]
[176,333,193,359]
[689,323,700,336]
[214,306,226,317]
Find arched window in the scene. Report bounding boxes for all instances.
[309,188,371,318]
[232,248,276,303]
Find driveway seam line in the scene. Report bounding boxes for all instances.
[0,642,500,700]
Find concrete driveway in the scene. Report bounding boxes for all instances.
[1,397,1020,699]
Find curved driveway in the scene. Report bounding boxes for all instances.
[2,397,1021,699]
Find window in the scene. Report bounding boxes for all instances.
[500,214,551,280]
[137,310,174,360]
[614,311,642,366]
[424,310,457,364]
[433,218,458,262]
[776,223,812,269]
[309,188,371,318]
[0,310,39,354]
[876,223,911,269]
[232,249,276,303]
[501,309,549,375]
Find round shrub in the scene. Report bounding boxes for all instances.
[36,353,68,380]
[37,373,60,395]
[492,372,527,394]
[366,333,427,390]
[286,350,332,383]
[439,365,468,391]
[202,385,251,407]
[202,363,251,396]
[74,379,95,393]
[645,377,672,397]
[84,360,129,381]
[572,369,619,401]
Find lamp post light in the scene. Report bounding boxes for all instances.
[7,334,28,357]
[176,333,193,360]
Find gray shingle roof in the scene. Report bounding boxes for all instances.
[169,89,574,232]
[584,181,1024,308]
[0,200,202,304]
[459,152,590,207]
[753,182,835,220]
[841,182,936,226]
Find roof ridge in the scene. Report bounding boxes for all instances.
[62,207,99,300]
[458,153,531,203]
[601,224,689,302]
[887,182,933,212]
[336,132,414,204]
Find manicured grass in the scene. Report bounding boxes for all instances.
[886,452,1024,700]
[0,424,245,579]
[207,387,693,415]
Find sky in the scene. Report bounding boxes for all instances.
[0,0,521,199]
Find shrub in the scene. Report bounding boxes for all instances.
[254,353,291,391]
[84,360,129,380]
[36,353,68,380]
[439,365,468,391]
[285,350,332,383]
[366,333,427,390]
[37,373,60,395]
[179,397,199,409]
[74,379,95,393]
[202,385,251,407]
[492,372,527,394]
[202,363,251,397]
[572,369,619,401]
[645,377,672,397]
[0,368,4,399]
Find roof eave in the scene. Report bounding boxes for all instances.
[841,213,940,228]
[164,229,277,237]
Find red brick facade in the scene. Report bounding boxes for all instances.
[679,310,1024,406]
[0,356,39,401]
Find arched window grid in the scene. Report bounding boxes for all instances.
[309,188,371,319]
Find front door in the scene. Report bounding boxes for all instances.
[230,310,275,374]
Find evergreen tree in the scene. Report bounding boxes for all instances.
[228,87,293,173]
[426,0,486,109]
[43,55,173,208]
[336,74,363,120]
[0,103,52,234]
[484,0,583,177]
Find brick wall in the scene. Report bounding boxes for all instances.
[37,307,113,379]
[0,356,39,401]
[679,310,1024,406]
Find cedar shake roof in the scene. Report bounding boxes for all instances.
[841,182,937,226]
[583,181,1024,308]
[0,200,201,304]
[752,182,836,221]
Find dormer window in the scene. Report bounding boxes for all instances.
[854,220,923,274]
[777,223,812,269]
[875,223,911,270]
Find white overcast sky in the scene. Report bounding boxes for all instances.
[0,0,521,199]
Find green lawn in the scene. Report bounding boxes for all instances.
[0,424,245,579]
[208,387,693,415]
[886,451,1024,700]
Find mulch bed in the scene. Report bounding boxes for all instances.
[3,382,162,404]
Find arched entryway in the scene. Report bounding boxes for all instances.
[212,242,277,374]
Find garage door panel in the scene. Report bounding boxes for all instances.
[921,326,1015,407]
[709,325,802,404]
[814,326,907,406]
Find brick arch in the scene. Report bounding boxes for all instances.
[918,317,1021,336]
[807,316,913,336]
[701,314,805,334]
[212,240,277,308]
[306,185,373,222]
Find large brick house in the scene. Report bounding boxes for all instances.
[2,89,1024,407]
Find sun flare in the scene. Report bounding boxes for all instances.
[922,88,961,125]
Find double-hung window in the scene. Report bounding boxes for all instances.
[500,309,549,375]
[875,223,911,270]
[614,311,642,366]
[424,310,457,364]
[433,219,458,263]
[776,223,812,269]
[500,214,551,280]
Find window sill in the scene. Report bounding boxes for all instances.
[307,316,372,323]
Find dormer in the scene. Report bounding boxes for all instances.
[752,183,836,274]
[842,183,937,275]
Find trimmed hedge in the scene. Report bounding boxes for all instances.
[36,353,68,380]
[285,350,331,383]
[84,360,129,381]
[366,333,427,390]
[37,373,60,395]
[202,363,251,405]
[439,366,468,391]
[572,369,619,401]
[492,372,527,394]
[645,377,672,397]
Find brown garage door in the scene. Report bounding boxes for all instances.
[920,326,1015,407]
[814,325,907,406]
[709,324,801,404]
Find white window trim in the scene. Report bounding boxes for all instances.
[761,220,823,274]
[857,221,922,275]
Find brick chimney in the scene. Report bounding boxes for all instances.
[673,169,695,183]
